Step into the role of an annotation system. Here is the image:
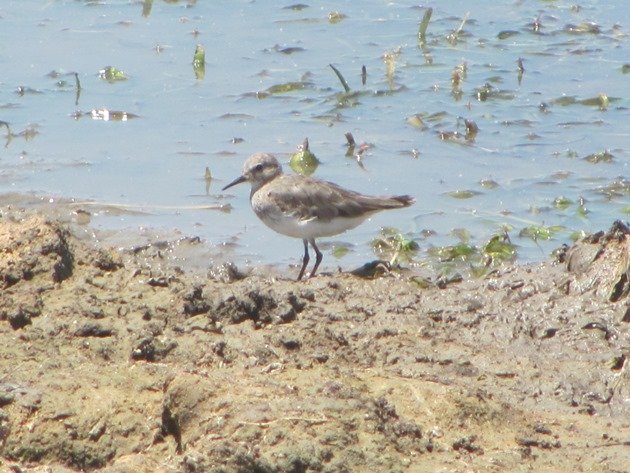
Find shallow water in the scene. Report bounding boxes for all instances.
[1,1,628,273]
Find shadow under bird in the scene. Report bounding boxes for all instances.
[223,153,415,280]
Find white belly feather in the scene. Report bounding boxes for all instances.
[254,205,369,239]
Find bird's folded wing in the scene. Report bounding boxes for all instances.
[267,178,401,222]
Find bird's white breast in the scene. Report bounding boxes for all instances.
[262,211,368,239]
[251,194,369,239]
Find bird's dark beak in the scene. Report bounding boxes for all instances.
[222,175,247,191]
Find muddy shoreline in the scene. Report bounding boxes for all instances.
[0,209,628,472]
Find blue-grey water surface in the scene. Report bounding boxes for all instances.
[1,1,628,272]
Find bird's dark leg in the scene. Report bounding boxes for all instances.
[308,239,323,278]
[297,239,310,281]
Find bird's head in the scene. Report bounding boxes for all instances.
[222,153,283,192]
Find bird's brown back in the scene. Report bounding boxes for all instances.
[257,175,414,222]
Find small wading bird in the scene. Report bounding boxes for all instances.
[223,153,414,280]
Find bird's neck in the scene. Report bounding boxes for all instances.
[250,173,280,197]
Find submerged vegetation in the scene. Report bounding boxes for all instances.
[98,66,128,82]
[373,225,519,279]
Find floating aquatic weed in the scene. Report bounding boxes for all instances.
[15,86,42,96]
[258,81,308,98]
[438,118,479,145]
[473,82,515,101]
[564,22,601,34]
[549,171,573,181]
[343,132,371,160]
[427,111,449,123]
[501,119,535,127]
[331,244,350,259]
[564,149,579,159]
[21,125,39,141]
[204,167,212,194]
[289,138,319,176]
[596,178,630,199]
[219,113,255,121]
[622,206,630,215]
[0,122,41,147]
[99,66,128,82]
[474,83,492,101]
[497,30,519,39]
[331,90,363,109]
[328,11,346,23]
[446,12,469,45]
[406,114,426,130]
[451,68,462,87]
[142,0,153,17]
[373,88,406,99]
[519,224,563,241]
[193,44,205,80]
[383,48,401,87]
[0,121,10,147]
[428,242,476,262]
[552,95,577,106]
[451,63,467,98]
[50,72,72,89]
[455,62,467,80]
[531,15,542,33]
[483,232,517,264]
[89,109,138,121]
[283,4,309,11]
[426,229,517,279]
[579,94,616,111]
[479,179,499,189]
[486,75,504,84]
[329,64,351,93]
[622,64,630,74]
[576,196,589,218]
[553,196,573,210]
[371,227,419,265]
[584,150,614,164]
[451,227,471,243]
[46,69,65,79]
[438,131,475,146]
[552,94,619,110]
[345,132,363,158]
[344,132,355,155]
[417,7,432,46]
[464,119,478,141]
[273,45,305,55]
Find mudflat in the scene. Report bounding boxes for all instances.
[0,210,628,473]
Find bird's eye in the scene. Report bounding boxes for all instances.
[254,164,264,172]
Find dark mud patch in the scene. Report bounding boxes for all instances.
[0,210,628,472]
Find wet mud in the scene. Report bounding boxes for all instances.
[0,210,628,472]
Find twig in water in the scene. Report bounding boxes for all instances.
[447,12,470,44]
